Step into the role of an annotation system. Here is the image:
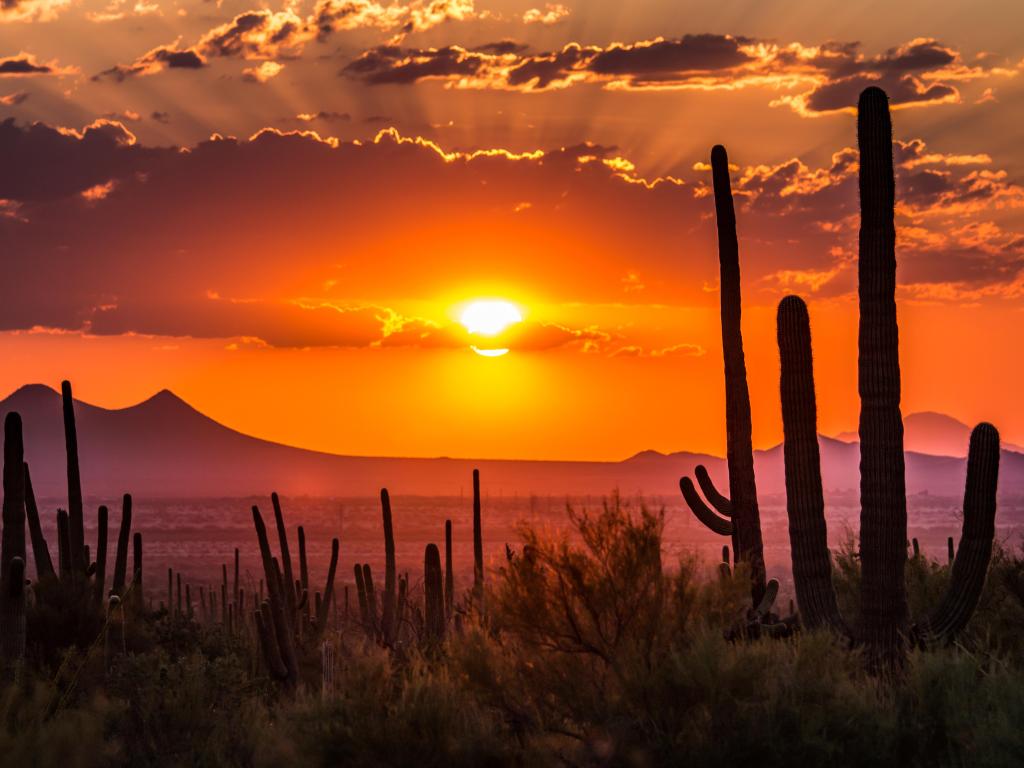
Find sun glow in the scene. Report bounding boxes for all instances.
[459,300,523,357]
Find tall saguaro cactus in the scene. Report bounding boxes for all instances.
[23,464,54,581]
[777,86,1001,663]
[679,145,767,604]
[472,469,483,605]
[1,414,28,669]
[856,86,909,654]
[61,380,86,580]
[424,543,445,644]
[380,488,397,644]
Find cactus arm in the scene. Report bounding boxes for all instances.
[777,296,850,636]
[916,423,1000,645]
[679,477,733,536]
[695,465,733,516]
[23,463,55,580]
[94,505,108,605]
[710,144,767,603]
[424,543,445,643]
[856,87,910,659]
[315,538,339,635]
[112,494,133,596]
[754,578,779,619]
[380,488,397,644]
[61,381,86,578]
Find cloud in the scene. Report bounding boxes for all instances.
[1,0,71,22]
[151,110,171,123]
[95,43,206,81]
[522,3,569,25]
[294,110,350,123]
[242,61,284,83]
[344,34,1018,116]
[0,52,76,76]
[0,118,1021,350]
[0,91,29,105]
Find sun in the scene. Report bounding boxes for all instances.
[459,300,523,357]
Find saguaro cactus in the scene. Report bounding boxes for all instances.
[252,505,299,687]
[679,145,767,605]
[94,505,108,606]
[23,464,54,581]
[112,494,133,597]
[472,469,483,605]
[424,543,445,644]
[856,86,909,656]
[778,295,1000,653]
[380,489,397,644]
[444,519,454,620]
[1,414,27,669]
[61,381,86,579]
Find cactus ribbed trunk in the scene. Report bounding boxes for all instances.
[61,381,86,580]
[777,296,848,634]
[112,494,132,597]
[444,519,454,620]
[298,527,309,623]
[710,145,766,604]
[94,505,108,606]
[23,463,55,580]
[856,87,908,659]
[918,424,1000,643]
[424,543,445,643]
[380,489,397,644]
[1,414,28,669]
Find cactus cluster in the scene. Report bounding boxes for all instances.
[0,381,141,670]
[776,87,1000,662]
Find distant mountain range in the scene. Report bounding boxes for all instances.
[833,411,1024,457]
[2,384,1022,500]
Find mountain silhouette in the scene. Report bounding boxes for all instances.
[2,384,1022,500]
[833,411,1024,457]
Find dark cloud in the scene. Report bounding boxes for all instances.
[95,45,206,82]
[586,34,753,76]
[151,111,171,123]
[801,73,957,115]
[0,91,29,106]
[0,55,52,75]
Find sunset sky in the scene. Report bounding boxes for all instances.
[2,0,1023,461]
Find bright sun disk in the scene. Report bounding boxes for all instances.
[459,300,522,357]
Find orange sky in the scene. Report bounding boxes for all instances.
[2,1,1023,460]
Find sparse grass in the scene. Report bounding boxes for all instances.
[4,496,1024,767]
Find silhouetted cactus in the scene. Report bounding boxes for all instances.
[112,494,132,597]
[270,492,297,626]
[252,504,298,687]
[1,414,27,670]
[363,563,377,633]
[679,144,767,605]
[61,381,86,579]
[132,532,143,611]
[779,280,998,658]
[473,468,483,606]
[444,519,454,620]
[948,536,955,565]
[380,488,397,644]
[23,463,54,580]
[57,509,71,581]
[314,538,339,636]
[424,543,445,643]
[354,563,369,630]
[298,527,309,623]
[94,505,108,606]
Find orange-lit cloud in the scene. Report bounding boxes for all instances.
[0,0,71,22]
